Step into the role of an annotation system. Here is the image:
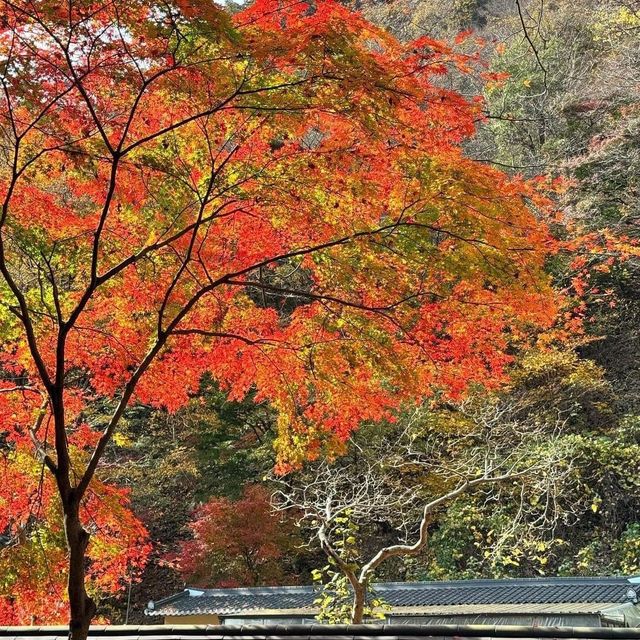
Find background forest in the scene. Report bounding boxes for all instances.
[108,0,640,621]
[2,0,640,626]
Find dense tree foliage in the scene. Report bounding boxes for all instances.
[0,471,149,625]
[2,0,640,629]
[101,386,289,623]
[414,350,640,579]
[334,0,640,583]
[169,485,302,588]
[0,0,558,633]
[273,346,636,621]
[163,0,640,602]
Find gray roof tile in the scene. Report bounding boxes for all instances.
[147,578,640,617]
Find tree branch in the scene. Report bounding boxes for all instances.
[358,469,528,582]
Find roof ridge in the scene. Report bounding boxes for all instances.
[146,577,639,617]
[373,577,633,589]
[195,585,317,596]
[182,577,634,597]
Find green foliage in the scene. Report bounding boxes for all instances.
[313,571,358,624]
[312,569,389,624]
[101,380,279,620]
[313,514,366,623]
[191,376,276,500]
[406,354,640,580]
[108,378,275,534]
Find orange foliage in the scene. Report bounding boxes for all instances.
[0,0,558,624]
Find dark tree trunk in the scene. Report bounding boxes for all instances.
[64,493,96,640]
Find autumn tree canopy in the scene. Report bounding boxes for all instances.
[170,484,302,588]
[0,0,557,635]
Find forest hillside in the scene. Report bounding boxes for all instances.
[118,0,640,619]
[1,0,638,628]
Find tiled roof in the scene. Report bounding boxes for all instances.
[386,602,628,616]
[146,577,640,617]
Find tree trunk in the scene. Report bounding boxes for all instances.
[64,494,96,640]
[351,582,366,624]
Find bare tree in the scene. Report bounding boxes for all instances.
[273,403,576,624]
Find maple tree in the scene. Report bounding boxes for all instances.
[0,0,558,635]
[170,484,301,588]
[0,462,149,625]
